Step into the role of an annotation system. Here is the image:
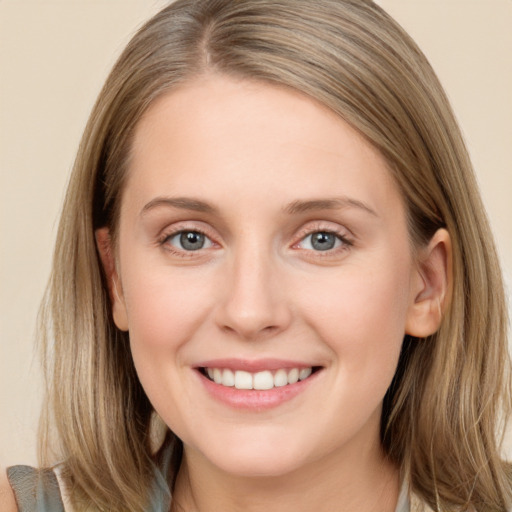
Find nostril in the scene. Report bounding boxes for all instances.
[220,322,280,339]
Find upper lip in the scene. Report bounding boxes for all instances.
[195,358,321,372]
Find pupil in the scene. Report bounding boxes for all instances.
[180,231,204,251]
[312,232,335,251]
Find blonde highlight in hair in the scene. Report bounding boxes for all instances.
[39,1,511,510]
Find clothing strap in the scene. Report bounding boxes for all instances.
[7,465,65,512]
[410,493,434,512]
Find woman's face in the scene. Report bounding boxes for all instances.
[107,75,429,477]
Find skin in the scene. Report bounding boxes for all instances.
[0,467,17,512]
[97,74,450,512]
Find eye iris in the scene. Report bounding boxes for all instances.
[311,232,336,251]
[180,231,205,251]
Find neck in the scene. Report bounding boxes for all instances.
[171,438,400,512]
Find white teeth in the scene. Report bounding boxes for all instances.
[274,369,288,387]
[299,367,312,380]
[253,371,274,390]
[234,370,253,389]
[222,369,235,387]
[205,367,314,389]
[287,368,299,384]
[213,368,222,384]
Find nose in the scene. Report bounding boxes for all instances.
[214,244,292,340]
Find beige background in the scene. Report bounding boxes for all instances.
[1,1,511,467]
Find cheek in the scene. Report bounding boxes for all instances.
[297,259,411,385]
[120,269,217,431]
[120,267,218,398]
[122,268,210,345]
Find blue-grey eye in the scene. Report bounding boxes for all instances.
[300,231,342,251]
[168,231,213,251]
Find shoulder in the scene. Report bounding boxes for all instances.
[0,467,17,512]
[2,465,65,512]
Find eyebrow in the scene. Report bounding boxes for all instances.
[141,197,218,216]
[140,195,378,217]
[284,197,378,217]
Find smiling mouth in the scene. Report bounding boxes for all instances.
[199,367,321,390]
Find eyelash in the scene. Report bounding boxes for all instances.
[157,223,353,258]
[292,224,353,257]
[158,225,217,258]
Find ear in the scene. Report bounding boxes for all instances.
[405,228,452,338]
[95,227,129,331]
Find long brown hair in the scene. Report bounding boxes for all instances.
[39,1,511,509]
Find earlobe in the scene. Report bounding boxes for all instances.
[405,228,452,338]
[95,228,129,332]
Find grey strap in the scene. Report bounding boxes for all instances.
[7,465,65,512]
[395,480,410,512]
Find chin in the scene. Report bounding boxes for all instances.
[194,438,312,478]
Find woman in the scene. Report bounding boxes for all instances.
[2,0,511,510]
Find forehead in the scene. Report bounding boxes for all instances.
[124,74,404,221]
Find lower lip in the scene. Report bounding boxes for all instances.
[196,369,321,410]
